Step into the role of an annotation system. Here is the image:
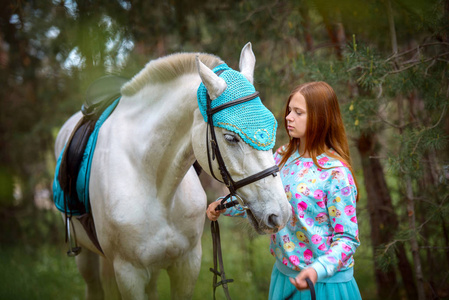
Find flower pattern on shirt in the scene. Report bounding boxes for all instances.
[222,146,360,279]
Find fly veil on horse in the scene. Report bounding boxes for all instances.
[53,43,291,299]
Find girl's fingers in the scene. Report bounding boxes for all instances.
[206,202,225,221]
[290,271,313,290]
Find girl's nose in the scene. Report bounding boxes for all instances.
[286,112,294,121]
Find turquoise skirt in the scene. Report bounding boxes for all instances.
[268,264,362,300]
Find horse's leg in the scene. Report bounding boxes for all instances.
[145,269,160,300]
[113,258,150,300]
[166,241,202,300]
[75,248,104,300]
[99,257,121,300]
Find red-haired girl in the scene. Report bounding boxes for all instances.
[207,81,362,300]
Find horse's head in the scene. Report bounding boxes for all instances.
[192,43,291,234]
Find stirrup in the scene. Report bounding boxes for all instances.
[66,216,81,257]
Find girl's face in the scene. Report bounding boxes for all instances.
[286,92,307,139]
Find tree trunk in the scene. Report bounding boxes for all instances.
[315,3,345,59]
[386,0,398,55]
[299,6,314,52]
[395,243,418,300]
[405,177,426,300]
[442,219,449,270]
[386,0,427,297]
[357,132,400,299]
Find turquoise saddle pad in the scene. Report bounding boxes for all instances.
[52,98,120,215]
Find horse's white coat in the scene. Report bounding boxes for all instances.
[54,43,290,299]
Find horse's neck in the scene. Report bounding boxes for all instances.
[113,74,201,202]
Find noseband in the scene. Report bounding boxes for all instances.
[205,69,279,211]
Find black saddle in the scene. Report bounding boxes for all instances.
[59,75,128,204]
[58,75,128,254]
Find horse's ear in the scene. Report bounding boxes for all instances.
[239,42,255,85]
[196,55,227,100]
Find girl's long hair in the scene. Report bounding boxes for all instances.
[279,81,359,201]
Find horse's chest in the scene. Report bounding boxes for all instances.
[152,208,204,264]
[140,225,198,268]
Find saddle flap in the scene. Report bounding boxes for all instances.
[58,118,95,202]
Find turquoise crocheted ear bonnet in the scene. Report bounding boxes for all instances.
[197,64,277,151]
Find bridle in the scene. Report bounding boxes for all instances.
[205,69,279,211]
[204,69,280,300]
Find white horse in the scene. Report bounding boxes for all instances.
[54,43,291,300]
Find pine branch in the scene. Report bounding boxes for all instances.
[387,52,449,75]
[385,42,449,62]
[416,196,449,231]
[376,112,410,129]
[425,59,437,75]
[428,104,447,130]
[410,134,424,156]
[374,106,418,129]
[241,0,280,23]
[368,156,387,160]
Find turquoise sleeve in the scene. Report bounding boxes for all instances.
[310,261,328,281]
[220,197,248,218]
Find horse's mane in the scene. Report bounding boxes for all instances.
[121,53,224,96]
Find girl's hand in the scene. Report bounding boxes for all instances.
[289,267,318,290]
[206,201,226,221]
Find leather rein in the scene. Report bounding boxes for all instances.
[205,69,279,299]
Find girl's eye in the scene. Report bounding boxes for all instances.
[224,134,239,143]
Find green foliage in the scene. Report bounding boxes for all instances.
[0,244,84,299]
[375,242,399,273]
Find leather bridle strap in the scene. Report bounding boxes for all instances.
[205,71,279,209]
[207,92,260,115]
[213,165,279,211]
[233,165,279,190]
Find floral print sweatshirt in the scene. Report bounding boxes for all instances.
[222,147,360,281]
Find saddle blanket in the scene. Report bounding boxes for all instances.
[52,98,120,215]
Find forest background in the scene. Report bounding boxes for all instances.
[0,0,448,299]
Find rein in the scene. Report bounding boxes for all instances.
[210,221,234,299]
[284,278,316,300]
[205,69,279,299]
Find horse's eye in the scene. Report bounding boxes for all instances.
[224,134,239,143]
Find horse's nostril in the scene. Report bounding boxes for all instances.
[268,214,279,228]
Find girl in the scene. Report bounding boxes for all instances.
[207,81,362,300]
